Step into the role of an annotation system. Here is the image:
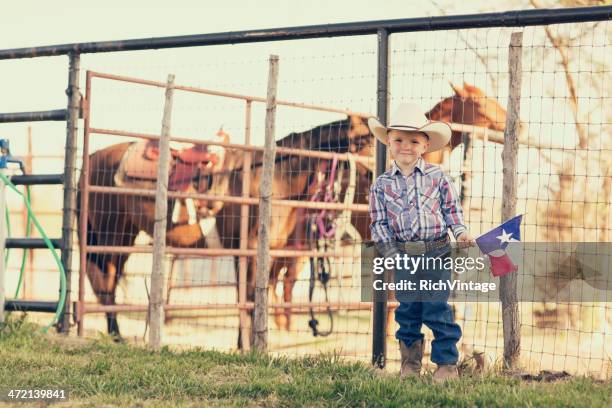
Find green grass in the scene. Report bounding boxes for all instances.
[0,319,610,407]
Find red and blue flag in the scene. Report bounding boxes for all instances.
[475,215,523,277]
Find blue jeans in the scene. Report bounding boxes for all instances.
[394,245,462,365]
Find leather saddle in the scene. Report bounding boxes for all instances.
[123,140,217,191]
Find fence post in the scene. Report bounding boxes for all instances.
[59,51,80,333]
[372,27,389,369]
[238,101,253,350]
[253,55,279,352]
[149,74,175,348]
[501,32,522,369]
[77,71,92,337]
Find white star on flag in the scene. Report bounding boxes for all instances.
[496,229,516,244]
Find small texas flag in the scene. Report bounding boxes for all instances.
[475,215,523,277]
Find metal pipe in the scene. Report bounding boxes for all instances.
[238,100,253,349]
[0,6,610,59]
[0,109,67,123]
[85,245,359,258]
[87,185,370,212]
[77,71,92,337]
[89,71,373,118]
[91,122,584,157]
[165,282,237,289]
[372,27,389,370]
[4,300,58,313]
[6,238,62,249]
[82,301,401,314]
[9,174,63,185]
[89,127,375,167]
[58,52,80,333]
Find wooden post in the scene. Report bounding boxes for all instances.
[0,169,6,325]
[238,101,253,350]
[59,51,80,333]
[77,71,92,337]
[253,55,279,351]
[500,32,522,370]
[149,74,175,348]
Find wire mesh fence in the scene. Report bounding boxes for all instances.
[387,22,610,377]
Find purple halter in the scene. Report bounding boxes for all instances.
[309,154,339,239]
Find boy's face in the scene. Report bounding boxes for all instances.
[388,130,429,165]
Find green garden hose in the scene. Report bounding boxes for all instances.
[0,173,66,332]
[4,198,11,266]
[6,185,32,299]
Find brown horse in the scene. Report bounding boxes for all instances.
[267,117,374,331]
[424,81,507,163]
[78,116,374,343]
[78,140,221,337]
[210,116,374,347]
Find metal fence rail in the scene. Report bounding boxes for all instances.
[0,6,609,59]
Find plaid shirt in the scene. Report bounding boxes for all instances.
[369,157,467,245]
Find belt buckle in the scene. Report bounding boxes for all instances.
[403,241,426,255]
[426,236,448,253]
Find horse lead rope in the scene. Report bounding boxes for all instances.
[313,155,339,238]
[307,154,339,337]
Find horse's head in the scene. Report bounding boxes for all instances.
[274,115,374,194]
[422,82,508,163]
[348,115,374,159]
[427,82,507,133]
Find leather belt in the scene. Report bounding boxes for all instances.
[401,235,450,256]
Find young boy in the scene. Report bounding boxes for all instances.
[368,103,474,382]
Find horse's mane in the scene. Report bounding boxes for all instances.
[223,116,372,176]
[275,117,353,153]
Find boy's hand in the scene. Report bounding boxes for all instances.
[456,233,475,249]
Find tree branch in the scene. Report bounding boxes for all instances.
[530,0,590,148]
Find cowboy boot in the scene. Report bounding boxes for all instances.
[432,364,459,383]
[399,339,423,378]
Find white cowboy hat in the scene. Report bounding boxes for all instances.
[367,103,452,153]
